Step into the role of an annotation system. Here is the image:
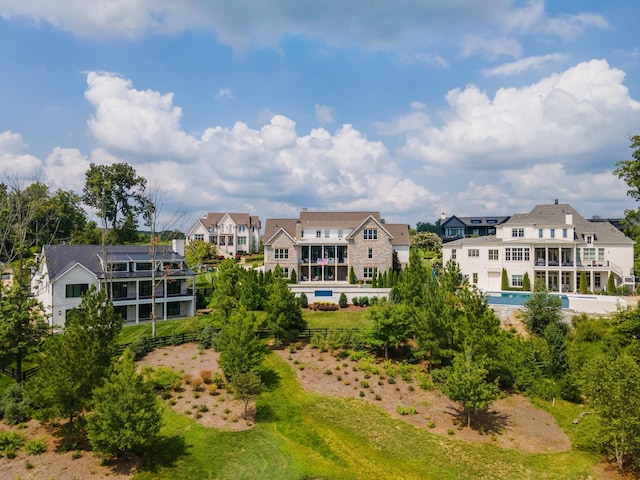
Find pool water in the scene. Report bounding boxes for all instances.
[486,291,569,308]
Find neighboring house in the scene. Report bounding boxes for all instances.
[441,202,635,293]
[185,212,261,257]
[263,209,410,282]
[440,214,510,242]
[31,242,196,327]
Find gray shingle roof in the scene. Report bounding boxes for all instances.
[42,244,193,282]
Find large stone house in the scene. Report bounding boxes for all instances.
[185,212,261,257]
[441,202,634,293]
[31,242,196,327]
[263,210,410,282]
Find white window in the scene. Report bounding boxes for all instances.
[468,249,479,257]
[238,237,247,245]
[194,234,204,241]
[538,229,543,238]
[363,229,378,240]
[472,273,478,284]
[283,267,289,278]
[511,228,524,238]
[238,225,246,232]
[563,228,568,238]
[586,235,593,245]
[368,248,373,259]
[274,248,289,259]
[316,230,321,238]
[325,229,330,238]
[594,273,601,288]
[363,267,377,279]
[583,248,595,261]
[451,249,456,259]
[505,247,530,261]
[551,228,555,239]
[488,249,499,260]
[598,248,605,262]
[512,275,523,287]
[338,229,343,238]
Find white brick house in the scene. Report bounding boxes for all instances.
[185,212,261,257]
[442,203,634,293]
[31,244,196,327]
[263,210,410,282]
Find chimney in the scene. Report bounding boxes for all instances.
[172,239,185,256]
[440,212,447,221]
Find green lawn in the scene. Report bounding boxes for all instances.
[118,308,372,346]
[133,352,601,480]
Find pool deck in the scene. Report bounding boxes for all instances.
[567,294,628,315]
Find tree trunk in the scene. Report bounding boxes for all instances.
[467,406,471,428]
[16,352,22,384]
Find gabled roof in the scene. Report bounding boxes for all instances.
[42,245,194,282]
[200,212,261,229]
[263,219,298,245]
[385,223,411,246]
[347,214,393,241]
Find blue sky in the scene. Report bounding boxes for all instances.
[1,0,639,228]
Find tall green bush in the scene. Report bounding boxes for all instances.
[607,273,616,295]
[349,266,356,284]
[339,293,348,308]
[579,272,589,294]
[501,268,509,290]
[522,272,531,291]
[299,292,308,308]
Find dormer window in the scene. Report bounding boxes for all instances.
[586,235,593,245]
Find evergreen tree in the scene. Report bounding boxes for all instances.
[501,268,509,290]
[522,272,531,291]
[339,292,348,308]
[607,273,617,295]
[521,280,563,336]
[0,283,49,382]
[290,269,297,284]
[217,309,267,380]
[265,266,306,341]
[29,287,123,426]
[299,292,308,309]
[544,322,569,377]
[579,271,589,294]
[349,266,356,284]
[87,349,162,456]
[209,259,241,321]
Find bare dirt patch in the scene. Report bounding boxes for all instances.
[277,344,570,453]
[136,343,252,430]
[0,420,139,480]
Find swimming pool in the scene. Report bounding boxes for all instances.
[485,291,570,308]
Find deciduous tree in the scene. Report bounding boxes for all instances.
[440,345,500,428]
[82,163,147,243]
[582,352,640,469]
[367,299,410,359]
[232,371,265,420]
[185,240,218,270]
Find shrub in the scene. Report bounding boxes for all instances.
[310,302,339,311]
[417,373,434,391]
[352,297,360,307]
[0,384,32,426]
[129,335,154,359]
[144,366,182,392]
[299,292,308,308]
[339,293,348,308]
[0,431,24,454]
[198,324,219,350]
[200,370,213,384]
[24,438,47,455]
[212,372,226,389]
[397,406,418,416]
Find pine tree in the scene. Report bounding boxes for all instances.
[579,271,589,294]
[217,309,267,380]
[339,292,348,308]
[522,272,531,291]
[265,266,306,342]
[607,273,617,295]
[87,349,162,456]
[501,268,509,290]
